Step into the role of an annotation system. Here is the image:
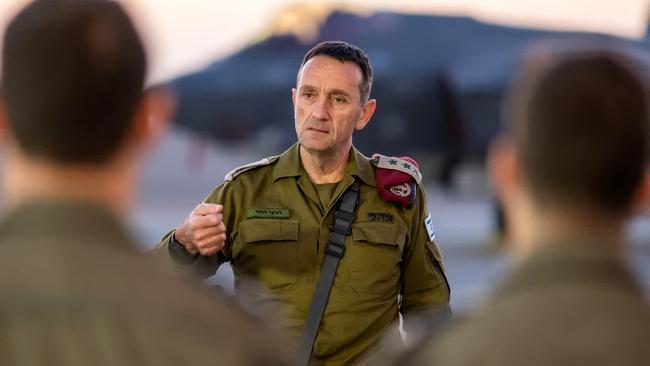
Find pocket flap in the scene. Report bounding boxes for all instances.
[239,219,299,243]
[352,222,405,247]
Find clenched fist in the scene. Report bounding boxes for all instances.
[174,203,227,256]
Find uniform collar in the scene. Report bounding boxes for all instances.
[272,142,376,187]
[0,199,137,253]
[492,241,643,301]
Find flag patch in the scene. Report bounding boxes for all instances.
[424,214,436,241]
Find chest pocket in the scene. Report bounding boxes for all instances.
[235,219,299,292]
[347,222,406,295]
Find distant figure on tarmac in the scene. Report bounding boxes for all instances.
[154,41,450,365]
[0,1,289,365]
[400,44,650,365]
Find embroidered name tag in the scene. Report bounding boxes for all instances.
[246,208,290,219]
[368,212,394,223]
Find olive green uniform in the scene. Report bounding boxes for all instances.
[404,240,650,366]
[0,200,290,366]
[158,143,450,365]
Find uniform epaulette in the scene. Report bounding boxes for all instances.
[371,154,423,185]
[224,155,280,181]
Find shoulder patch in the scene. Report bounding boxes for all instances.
[372,155,423,185]
[224,155,280,181]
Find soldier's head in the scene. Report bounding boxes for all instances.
[292,41,376,156]
[491,43,650,242]
[298,41,373,103]
[1,0,165,166]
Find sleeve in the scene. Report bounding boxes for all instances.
[149,180,237,280]
[399,184,451,319]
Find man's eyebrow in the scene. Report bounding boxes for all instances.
[328,89,352,97]
[297,85,317,91]
[297,86,353,98]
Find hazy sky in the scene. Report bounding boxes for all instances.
[1,0,649,82]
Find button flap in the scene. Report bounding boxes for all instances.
[240,219,299,243]
[352,222,405,247]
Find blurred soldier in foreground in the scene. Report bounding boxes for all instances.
[402,44,650,365]
[0,1,289,365]
[155,41,450,365]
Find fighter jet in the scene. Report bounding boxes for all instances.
[171,6,650,181]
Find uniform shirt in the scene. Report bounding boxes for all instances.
[159,143,450,365]
[405,241,650,366]
[0,200,290,366]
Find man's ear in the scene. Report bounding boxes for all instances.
[129,85,176,150]
[0,90,9,143]
[630,167,650,215]
[355,98,376,131]
[488,136,522,204]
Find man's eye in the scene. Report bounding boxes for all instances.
[332,97,347,104]
[302,92,315,99]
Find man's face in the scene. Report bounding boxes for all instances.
[292,55,375,156]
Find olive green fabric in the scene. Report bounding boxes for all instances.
[0,200,290,366]
[405,242,650,366]
[314,182,338,212]
[156,143,450,365]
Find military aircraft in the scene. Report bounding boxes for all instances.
[170,5,650,182]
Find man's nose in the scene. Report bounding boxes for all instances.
[310,96,330,120]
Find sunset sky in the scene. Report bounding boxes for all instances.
[1,0,649,82]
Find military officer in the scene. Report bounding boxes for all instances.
[156,41,450,365]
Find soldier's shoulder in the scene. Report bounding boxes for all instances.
[370,154,423,185]
[224,155,281,181]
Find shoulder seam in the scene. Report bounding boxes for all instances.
[224,155,280,181]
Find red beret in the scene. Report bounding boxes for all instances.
[372,154,421,208]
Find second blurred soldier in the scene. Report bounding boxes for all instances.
[402,44,650,365]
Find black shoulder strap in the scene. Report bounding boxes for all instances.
[297,181,361,366]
